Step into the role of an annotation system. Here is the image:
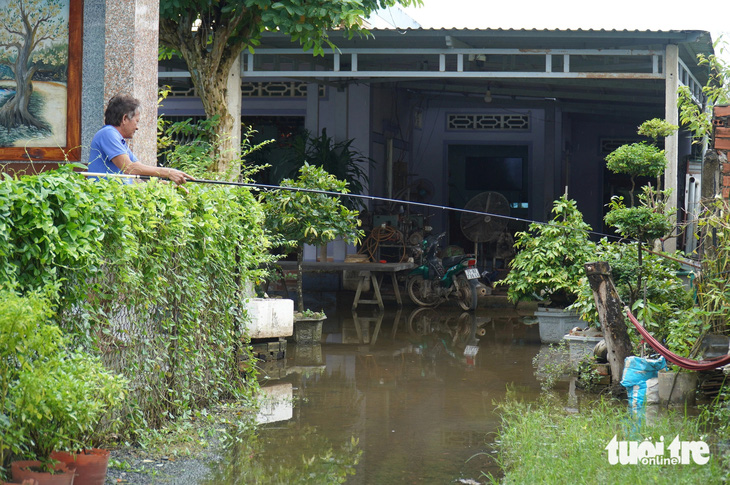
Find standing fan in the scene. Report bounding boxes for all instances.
[460,191,510,262]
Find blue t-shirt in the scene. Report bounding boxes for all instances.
[88,125,138,180]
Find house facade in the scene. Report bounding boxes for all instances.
[159,28,713,263]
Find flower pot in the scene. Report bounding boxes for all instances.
[535,307,586,344]
[50,448,110,485]
[11,459,76,485]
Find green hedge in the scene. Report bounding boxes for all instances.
[0,165,272,431]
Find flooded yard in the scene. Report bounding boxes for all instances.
[204,303,546,484]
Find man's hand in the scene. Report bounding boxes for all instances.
[166,167,194,185]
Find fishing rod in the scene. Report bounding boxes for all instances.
[78,171,649,244]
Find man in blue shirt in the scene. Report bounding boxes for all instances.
[88,94,192,185]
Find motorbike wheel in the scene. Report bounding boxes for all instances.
[456,275,478,311]
[407,275,440,307]
[407,307,439,335]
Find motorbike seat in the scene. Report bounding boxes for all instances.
[442,255,465,268]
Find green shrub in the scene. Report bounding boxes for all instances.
[0,290,127,478]
[0,166,273,436]
[503,196,595,306]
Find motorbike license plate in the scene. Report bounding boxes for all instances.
[464,268,480,279]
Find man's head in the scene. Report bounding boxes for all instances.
[105,94,141,127]
[105,94,141,138]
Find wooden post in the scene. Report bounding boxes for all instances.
[584,262,634,387]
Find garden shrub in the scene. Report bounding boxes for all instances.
[0,165,273,433]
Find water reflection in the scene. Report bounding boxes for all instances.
[209,305,543,484]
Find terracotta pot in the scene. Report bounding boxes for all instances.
[50,449,110,485]
[10,460,75,485]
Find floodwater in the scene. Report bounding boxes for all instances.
[206,303,545,484]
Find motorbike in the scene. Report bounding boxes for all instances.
[406,231,487,311]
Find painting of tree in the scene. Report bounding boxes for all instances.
[0,0,69,148]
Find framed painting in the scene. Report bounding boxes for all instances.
[0,0,82,162]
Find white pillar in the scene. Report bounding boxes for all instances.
[664,44,679,252]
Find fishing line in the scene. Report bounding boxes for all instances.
[79,171,661,244]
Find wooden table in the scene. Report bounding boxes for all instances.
[273,261,415,310]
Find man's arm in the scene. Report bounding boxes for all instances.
[111,153,192,185]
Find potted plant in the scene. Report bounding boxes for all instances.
[502,196,596,343]
[0,290,127,485]
[291,309,327,343]
[262,163,364,314]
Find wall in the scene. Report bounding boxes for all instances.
[405,93,545,234]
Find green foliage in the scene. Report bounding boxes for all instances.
[0,164,108,301]
[604,118,675,242]
[603,194,673,243]
[259,129,372,209]
[503,196,595,306]
[0,290,127,477]
[489,393,725,483]
[263,163,363,250]
[678,38,730,140]
[637,118,678,141]
[532,341,573,391]
[0,167,273,440]
[157,96,272,180]
[263,163,363,311]
[605,142,666,180]
[696,198,730,332]
[159,0,424,57]
[569,239,693,327]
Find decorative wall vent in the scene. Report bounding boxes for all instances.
[164,81,325,98]
[241,81,326,97]
[447,113,530,131]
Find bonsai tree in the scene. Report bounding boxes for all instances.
[263,163,364,312]
[503,196,595,307]
[604,118,677,290]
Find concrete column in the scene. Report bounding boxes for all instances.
[306,83,319,134]
[664,44,679,252]
[334,86,349,142]
[103,0,159,166]
[544,103,557,204]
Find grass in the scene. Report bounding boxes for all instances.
[486,391,729,484]
[129,402,258,459]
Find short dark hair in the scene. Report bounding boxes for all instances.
[104,94,140,126]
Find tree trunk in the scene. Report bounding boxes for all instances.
[0,56,46,130]
[584,261,634,389]
[160,13,254,179]
[297,246,305,313]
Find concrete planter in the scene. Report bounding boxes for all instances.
[535,307,586,343]
[244,298,294,339]
[563,334,604,365]
[291,315,326,343]
[658,370,698,405]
